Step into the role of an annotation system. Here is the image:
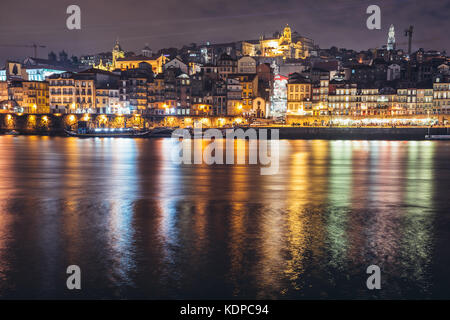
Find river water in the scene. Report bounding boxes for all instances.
[0,136,449,299]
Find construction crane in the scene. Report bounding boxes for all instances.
[0,43,46,59]
[404,26,414,81]
[404,26,414,55]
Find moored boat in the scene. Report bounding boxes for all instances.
[65,128,150,138]
[5,130,20,135]
[425,135,450,140]
[146,127,176,137]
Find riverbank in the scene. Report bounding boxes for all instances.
[267,126,450,140]
[2,126,450,140]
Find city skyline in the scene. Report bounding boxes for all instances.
[1,0,450,305]
[0,0,449,65]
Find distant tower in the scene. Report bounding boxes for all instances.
[112,39,125,69]
[59,50,68,62]
[142,44,152,57]
[404,25,413,55]
[281,24,292,44]
[387,24,395,51]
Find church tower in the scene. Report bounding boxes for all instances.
[387,24,395,51]
[280,24,292,44]
[112,39,125,69]
[142,44,152,57]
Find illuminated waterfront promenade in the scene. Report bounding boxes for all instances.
[0,113,242,133]
[0,112,448,140]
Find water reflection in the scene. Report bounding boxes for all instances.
[327,141,352,271]
[400,141,435,295]
[0,136,448,299]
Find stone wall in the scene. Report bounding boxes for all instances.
[0,113,242,134]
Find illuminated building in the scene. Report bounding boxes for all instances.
[0,65,66,82]
[175,73,191,115]
[120,66,153,113]
[6,81,24,112]
[22,57,79,81]
[188,62,201,75]
[242,25,313,59]
[93,39,167,75]
[0,81,16,112]
[94,39,125,71]
[147,74,165,114]
[377,87,399,116]
[0,61,28,81]
[387,64,401,81]
[328,82,358,116]
[190,73,206,114]
[95,83,120,114]
[80,52,112,68]
[142,45,152,58]
[387,24,396,51]
[241,40,258,56]
[0,81,8,104]
[237,56,256,74]
[212,79,227,115]
[256,63,273,115]
[192,103,212,116]
[433,75,450,114]
[48,72,96,113]
[217,53,237,80]
[24,67,66,81]
[21,81,50,113]
[287,73,312,115]
[116,55,168,74]
[199,42,237,65]
[270,74,288,116]
[229,73,258,112]
[397,83,434,116]
[2,79,49,113]
[397,87,418,115]
[252,97,266,118]
[359,87,379,116]
[226,78,243,115]
[311,76,329,115]
[416,86,434,115]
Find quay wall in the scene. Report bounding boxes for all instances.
[0,113,448,140]
[259,126,449,140]
[0,113,239,134]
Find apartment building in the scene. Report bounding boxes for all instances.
[433,75,450,114]
[48,72,96,113]
[287,74,312,115]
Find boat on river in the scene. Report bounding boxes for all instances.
[425,127,450,140]
[4,130,20,135]
[425,135,450,140]
[146,127,177,137]
[65,128,151,138]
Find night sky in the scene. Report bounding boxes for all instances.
[0,0,448,64]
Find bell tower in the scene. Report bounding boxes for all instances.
[282,24,292,44]
[112,39,125,69]
[387,24,395,51]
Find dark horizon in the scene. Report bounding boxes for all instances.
[0,0,449,65]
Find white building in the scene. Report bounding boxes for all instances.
[237,56,256,74]
[387,64,401,81]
